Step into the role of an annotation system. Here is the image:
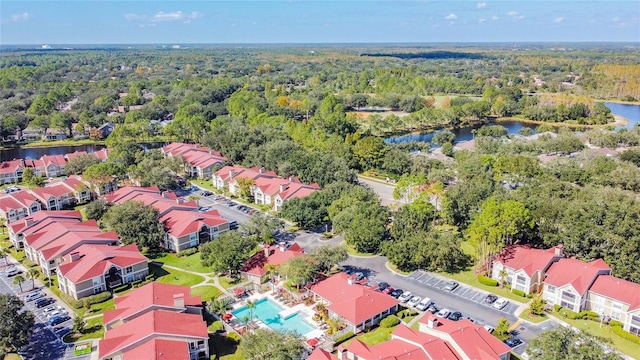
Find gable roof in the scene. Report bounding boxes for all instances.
[103,282,201,326]
[590,275,640,311]
[278,181,321,201]
[308,348,339,360]
[494,244,563,276]
[57,244,147,283]
[0,159,25,174]
[40,154,67,167]
[30,183,72,199]
[544,258,611,294]
[310,273,399,325]
[103,186,160,203]
[241,242,306,276]
[8,210,82,234]
[99,310,207,359]
[121,339,190,360]
[160,209,228,238]
[0,190,39,212]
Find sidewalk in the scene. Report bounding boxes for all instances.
[159,263,231,296]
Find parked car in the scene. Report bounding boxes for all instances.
[376,282,389,291]
[483,324,495,333]
[381,286,394,295]
[415,297,433,311]
[390,289,404,298]
[447,311,463,321]
[407,296,422,308]
[48,315,70,326]
[35,297,55,308]
[398,291,413,303]
[435,308,451,318]
[443,281,459,291]
[355,272,365,281]
[426,304,439,314]
[42,305,62,317]
[229,220,239,230]
[25,291,45,302]
[5,266,21,277]
[201,191,213,196]
[492,298,509,310]
[504,337,523,348]
[46,310,64,319]
[483,294,498,304]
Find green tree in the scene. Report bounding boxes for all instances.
[22,167,43,188]
[238,328,305,360]
[199,232,258,276]
[526,326,622,360]
[83,162,124,194]
[65,153,101,175]
[73,316,86,335]
[332,202,389,254]
[278,256,317,289]
[208,298,231,315]
[13,275,25,293]
[352,136,387,169]
[309,245,348,274]
[493,318,511,341]
[85,198,111,221]
[0,294,35,357]
[101,201,164,249]
[246,299,256,323]
[27,268,39,291]
[235,177,255,200]
[0,247,8,265]
[240,214,284,243]
[529,295,546,316]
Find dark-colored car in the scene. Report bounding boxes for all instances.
[443,281,459,291]
[504,337,523,348]
[390,289,404,298]
[201,191,213,196]
[48,315,70,326]
[447,311,463,321]
[381,286,394,295]
[35,297,55,308]
[426,304,439,314]
[483,294,498,304]
[355,272,365,281]
[377,282,389,291]
[229,220,239,230]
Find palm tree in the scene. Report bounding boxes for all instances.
[499,268,509,288]
[13,274,25,293]
[208,298,231,315]
[246,299,256,323]
[27,268,40,290]
[0,216,6,234]
[0,247,9,266]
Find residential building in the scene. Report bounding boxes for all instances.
[308,348,338,360]
[7,210,82,248]
[587,275,640,335]
[542,258,611,312]
[102,283,203,331]
[272,180,321,211]
[160,209,230,252]
[162,142,226,178]
[491,244,564,295]
[29,154,67,177]
[419,315,512,360]
[97,123,114,139]
[240,242,305,284]
[29,186,68,211]
[335,324,462,360]
[310,272,399,333]
[57,244,148,300]
[0,159,25,184]
[0,190,41,224]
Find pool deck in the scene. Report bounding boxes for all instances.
[232,292,324,340]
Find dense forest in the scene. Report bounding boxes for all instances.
[2,45,640,284]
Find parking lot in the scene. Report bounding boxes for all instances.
[409,270,520,315]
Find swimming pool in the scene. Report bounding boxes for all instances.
[232,298,315,336]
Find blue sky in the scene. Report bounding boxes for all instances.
[1,1,638,44]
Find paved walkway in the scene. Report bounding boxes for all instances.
[159,263,231,296]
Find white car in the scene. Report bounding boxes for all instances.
[483,324,495,333]
[24,291,44,302]
[407,296,422,308]
[42,306,58,316]
[492,298,509,310]
[415,297,433,311]
[435,308,451,318]
[46,309,67,319]
[5,266,20,277]
[398,291,413,303]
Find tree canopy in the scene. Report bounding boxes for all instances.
[526,327,622,360]
[101,201,164,248]
[199,231,258,276]
[0,294,35,357]
[238,328,305,360]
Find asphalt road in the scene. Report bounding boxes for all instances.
[357,176,401,207]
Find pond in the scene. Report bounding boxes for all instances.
[0,142,165,162]
[385,102,640,145]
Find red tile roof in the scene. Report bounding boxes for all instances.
[64,151,88,161]
[241,242,305,276]
[40,154,66,167]
[278,182,321,201]
[0,190,39,212]
[103,186,160,203]
[39,230,120,261]
[310,273,399,325]
[590,275,640,311]
[494,245,563,276]
[30,183,72,199]
[99,310,207,359]
[121,339,190,360]
[57,244,147,283]
[160,209,228,237]
[0,195,26,213]
[307,348,339,360]
[0,159,24,174]
[8,210,82,234]
[419,316,510,359]
[544,258,611,294]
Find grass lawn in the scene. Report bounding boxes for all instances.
[387,261,412,276]
[401,315,417,323]
[218,276,243,290]
[63,316,105,343]
[150,263,205,287]
[209,334,243,360]
[518,311,549,324]
[145,250,211,274]
[439,270,528,303]
[343,326,396,347]
[551,314,640,359]
[87,298,115,315]
[345,243,376,257]
[191,179,217,192]
[3,354,22,360]
[191,285,223,302]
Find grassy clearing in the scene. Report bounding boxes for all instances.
[343,326,396,347]
[150,263,205,287]
[345,244,376,257]
[218,276,242,290]
[145,250,211,274]
[518,311,549,324]
[550,314,640,359]
[190,179,217,192]
[63,316,105,343]
[191,286,223,302]
[3,354,22,360]
[87,298,115,315]
[209,334,243,360]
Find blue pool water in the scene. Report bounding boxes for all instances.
[232,298,315,336]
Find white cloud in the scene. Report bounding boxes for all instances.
[124,13,141,21]
[553,17,564,23]
[491,15,499,21]
[476,2,488,9]
[479,18,487,23]
[507,11,524,19]
[124,11,203,23]
[445,13,458,20]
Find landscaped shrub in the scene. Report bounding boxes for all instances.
[208,320,223,333]
[526,293,534,298]
[113,284,131,293]
[609,320,623,328]
[178,247,198,257]
[512,289,527,298]
[558,308,580,319]
[85,291,112,305]
[553,304,562,313]
[130,280,142,287]
[61,292,83,309]
[334,331,355,345]
[145,273,155,280]
[404,308,418,317]
[477,274,498,286]
[227,332,241,344]
[380,315,400,328]
[579,310,600,321]
[611,323,640,344]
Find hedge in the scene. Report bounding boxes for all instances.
[60,292,84,309]
[611,324,640,344]
[610,320,623,328]
[512,289,527,298]
[380,315,400,328]
[178,247,198,257]
[334,331,355,345]
[113,284,131,293]
[477,275,498,286]
[86,291,112,305]
[227,332,241,344]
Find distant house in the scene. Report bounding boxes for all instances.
[28,154,67,178]
[491,244,565,295]
[97,123,115,139]
[0,159,25,184]
[0,190,41,224]
[162,142,226,179]
[310,272,399,334]
[44,128,67,140]
[57,244,148,300]
[21,127,45,141]
[542,258,611,312]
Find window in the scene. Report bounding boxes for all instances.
[212,226,219,233]
[612,311,621,320]
[592,295,604,304]
[561,291,576,302]
[547,285,556,294]
[516,275,526,285]
[92,277,102,286]
[125,266,133,274]
[631,315,640,327]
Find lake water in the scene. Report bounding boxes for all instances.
[0,142,165,162]
[385,102,640,145]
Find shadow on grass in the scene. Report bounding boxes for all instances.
[149,263,170,278]
[209,334,239,359]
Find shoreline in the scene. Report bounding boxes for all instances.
[497,114,629,129]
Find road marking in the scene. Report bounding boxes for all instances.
[509,319,523,332]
